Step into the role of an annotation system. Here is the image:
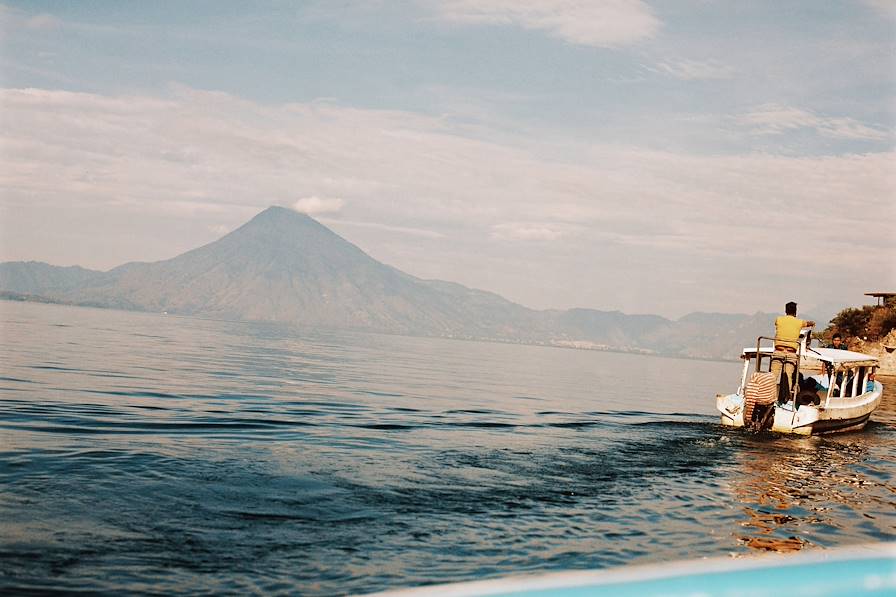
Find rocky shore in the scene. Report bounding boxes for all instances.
[851,328,896,376]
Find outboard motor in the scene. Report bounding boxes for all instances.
[743,371,776,430]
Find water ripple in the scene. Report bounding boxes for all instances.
[0,301,894,596]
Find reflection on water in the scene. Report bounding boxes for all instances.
[0,301,894,595]
[732,381,896,553]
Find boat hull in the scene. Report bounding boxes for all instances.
[368,543,896,597]
[717,382,882,435]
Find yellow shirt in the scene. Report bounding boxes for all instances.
[774,315,805,350]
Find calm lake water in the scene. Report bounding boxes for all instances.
[1,301,894,595]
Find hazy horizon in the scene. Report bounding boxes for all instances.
[1,1,894,318]
[0,205,857,323]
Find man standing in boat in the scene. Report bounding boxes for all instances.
[770,301,815,402]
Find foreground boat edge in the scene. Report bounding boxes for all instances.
[361,543,896,597]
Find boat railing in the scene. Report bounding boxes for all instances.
[822,363,878,409]
[751,335,803,404]
[742,333,878,410]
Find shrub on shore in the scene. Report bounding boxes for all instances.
[825,301,896,342]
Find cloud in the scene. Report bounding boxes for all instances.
[0,5,63,30]
[861,0,896,18]
[25,13,62,30]
[2,88,891,248]
[491,222,566,241]
[292,196,345,214]
[0,86,892,314]
[736,103,888,141]
[322,218,445,239]
[429,0,660,47]
[652,59,735,81]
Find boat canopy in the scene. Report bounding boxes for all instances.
[741,346,878,364]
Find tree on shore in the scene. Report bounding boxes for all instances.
[825,301,896,341]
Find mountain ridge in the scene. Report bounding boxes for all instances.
[0,206,805,359]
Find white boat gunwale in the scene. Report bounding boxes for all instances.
[365,542,896,596]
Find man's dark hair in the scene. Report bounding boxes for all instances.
[832,332,842,340]
[785,301,797,316]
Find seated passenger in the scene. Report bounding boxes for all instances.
[866,372,876,393]
[793,373,821,406]
[828,332,847,350]
[808,373,830,392]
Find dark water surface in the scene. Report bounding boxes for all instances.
[1,301,894,595]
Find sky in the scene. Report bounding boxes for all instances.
[0,0,894,319]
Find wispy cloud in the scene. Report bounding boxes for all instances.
[2,87,892,250]
[491,222,568,241]
[1,86,892,314]
[293,196,345,215]
[428,0,660,47]
[0,4,62,30]
[736,103,889,141]
[651,59,735,81]
[322,219,446,239]
[861,0,896,18]
[25,13,62,30]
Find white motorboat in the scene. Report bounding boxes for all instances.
[716,330,883,435]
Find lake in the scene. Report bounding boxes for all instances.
[1,301,893,595]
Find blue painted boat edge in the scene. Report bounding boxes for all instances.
[362,543,896,597]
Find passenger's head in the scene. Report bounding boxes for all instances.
[785,301,797,316]
[832,332,843,347]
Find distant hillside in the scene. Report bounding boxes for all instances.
[0,206,793,359]
[0,261,103,295]
[647,311,778,360]
[548,308,671,349]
